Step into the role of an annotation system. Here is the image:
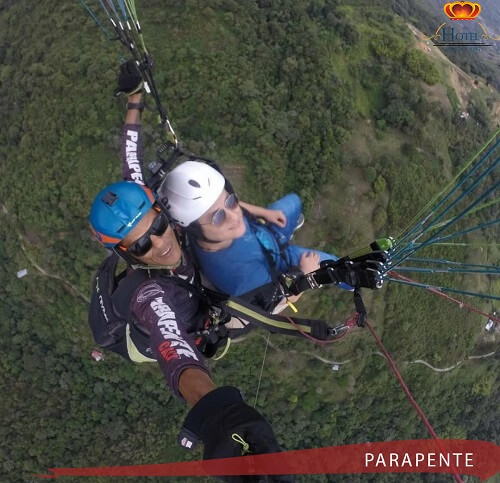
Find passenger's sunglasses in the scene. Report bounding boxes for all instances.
[201,193,239,226]
[120,207,170,258]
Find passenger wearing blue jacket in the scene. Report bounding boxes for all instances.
[158,162,352,301]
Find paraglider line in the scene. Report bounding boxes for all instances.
[389,180,499,268]
[393,144,498,253]
[389,272,500,321]
[395,132,499,245]
[253,333,270,409]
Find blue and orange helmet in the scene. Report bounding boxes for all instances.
[89,181,156,249]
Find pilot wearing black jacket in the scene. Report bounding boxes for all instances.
[88,61,293,482]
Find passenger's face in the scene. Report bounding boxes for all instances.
[197,190,246,242]
[120,207,182,267]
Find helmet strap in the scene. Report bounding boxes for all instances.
[112,246,138,266]
[116,245,184,271]
[130,254,183,271]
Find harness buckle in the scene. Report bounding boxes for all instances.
[209,305,223,322]
[306,273,321,290]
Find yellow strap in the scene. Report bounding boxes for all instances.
[126,324,156,363]
[213,337,231,360]
[286,300,298,313]
[226,300,312,333]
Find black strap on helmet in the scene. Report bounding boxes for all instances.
[148,145,235,199]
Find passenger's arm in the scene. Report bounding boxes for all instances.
[239,200,287,227]
[299,251,320,273]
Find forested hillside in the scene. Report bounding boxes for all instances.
[392,0,500,88]
[0,0,498,481]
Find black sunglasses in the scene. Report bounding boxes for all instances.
[200,193,239,226]
[120,210,170,258]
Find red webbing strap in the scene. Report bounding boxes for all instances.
[366,321,463,483]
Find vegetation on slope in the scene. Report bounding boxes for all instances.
[0,0,497,481]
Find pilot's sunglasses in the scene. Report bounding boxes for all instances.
[120,209,170,257]
[202,193,239,226]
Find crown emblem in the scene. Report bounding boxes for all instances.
[444,2,481,20]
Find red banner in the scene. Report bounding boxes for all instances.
[36,439,499,481]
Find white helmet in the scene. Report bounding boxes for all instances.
[158,161,226,226]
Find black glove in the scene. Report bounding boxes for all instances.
[338,260,384,289]
[179,386,294,482]
[321,253,386,290]
[115,59,144,97]
[349,249,389,266]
